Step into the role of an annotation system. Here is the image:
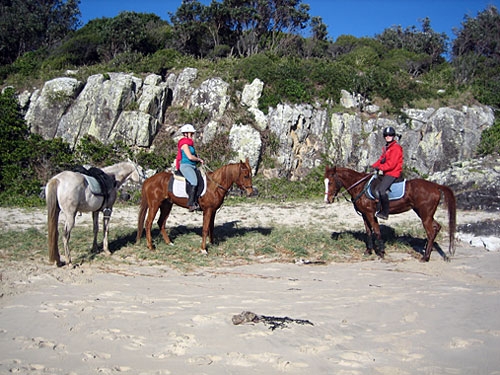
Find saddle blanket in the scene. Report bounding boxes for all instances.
[82,174,103,195]
[171,173,207,198]
[74,165,115,197]
[366,175,406,200]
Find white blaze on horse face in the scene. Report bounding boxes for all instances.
[324,178,329,203]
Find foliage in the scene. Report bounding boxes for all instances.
[376,18,448,69]
[253,165,325,200]
[169,0,311,57]
[198,132,236,169]
[452,6,500,108]
[0,0,81,66]
[477,118,500,156]
[0,88,73,206]
[73,136,133,167]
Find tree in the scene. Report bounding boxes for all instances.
[376,17,447,72]
[310,16,328,41]
[0,0,81,66]
[452,6,500,107]
[169,0,212,56]
[452,6,500,62]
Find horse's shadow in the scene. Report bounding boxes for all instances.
[104,221,273,253]
[330,225,449,260]
[161,221,273,245]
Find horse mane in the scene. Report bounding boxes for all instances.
[102,161,131,173]
[210,163,234,185]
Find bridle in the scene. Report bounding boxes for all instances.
[329,172,372,202]
[236,165,253,191]
[203,163,253,193]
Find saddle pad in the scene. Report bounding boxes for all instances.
[82,174,102,195]
[366,177,406,201]
[171,174,207,198]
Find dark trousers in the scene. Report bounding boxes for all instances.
[377,175,396,199]
[376,175,396,215]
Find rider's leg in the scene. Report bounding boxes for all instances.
[376,175,395,220]
[180,164,199,211]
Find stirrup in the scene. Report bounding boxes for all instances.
[375,211,388,220]
[188,203,200,212]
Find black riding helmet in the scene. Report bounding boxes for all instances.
[383,126,396,137]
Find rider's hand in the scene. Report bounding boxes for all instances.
[198,158,204,164]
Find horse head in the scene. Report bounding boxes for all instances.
[235,158,255,197]
[324,166,342,204]
[130,162,146,184]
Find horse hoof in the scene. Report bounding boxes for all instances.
[103,250,112,256]
[364,250,373,256]
[200,249,208,255]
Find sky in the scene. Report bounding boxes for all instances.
[79,0,499,41]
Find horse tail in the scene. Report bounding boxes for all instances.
[439,184,457,256]
[136,191,149,244]
[46,178,61,265]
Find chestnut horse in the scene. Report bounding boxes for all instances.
[324,166,456,262]
[136,159,254,252]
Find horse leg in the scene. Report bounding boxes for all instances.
[102,208,112,255]
[145,204,159,250]
[209,210,216,245]
[362,217,374,256]
[92,211,100,253]
[62,213,76,266]
[200,210,212,254]
[46,179,62,266]
[421,218,441,262]
[157,200,173,245]
[367,216,384,258]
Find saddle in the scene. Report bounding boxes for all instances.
[73,166,116,198]
[365,175,406,201]
[168,169,207,198]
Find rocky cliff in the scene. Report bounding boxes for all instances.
[19,67,498,209]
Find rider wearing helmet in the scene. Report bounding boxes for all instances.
[176,124,204,211]
[371,126,403,220]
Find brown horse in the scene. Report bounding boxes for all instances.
[136,159,254,252]
[324,166,456,262]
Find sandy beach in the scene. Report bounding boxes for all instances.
[1,201,500,374]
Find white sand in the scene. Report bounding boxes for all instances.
[1,201,499,374]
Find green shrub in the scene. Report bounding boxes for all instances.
[477,117,500,155]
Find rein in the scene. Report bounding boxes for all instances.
[202,163,252,193]
[202,164,229,192]
[334,173,372,203]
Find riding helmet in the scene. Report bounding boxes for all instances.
[180,124,196,133]
[383,126,396,137]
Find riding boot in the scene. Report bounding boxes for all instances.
[376,194,389,220]
[186,182,199,212]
